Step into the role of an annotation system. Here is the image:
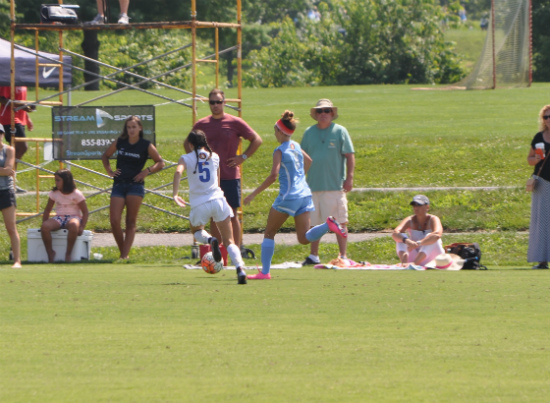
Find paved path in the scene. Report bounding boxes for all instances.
[92,232,392,248]
[90,230,529,248]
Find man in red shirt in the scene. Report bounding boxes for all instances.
[0,86,33,193]
[185,89,262,247]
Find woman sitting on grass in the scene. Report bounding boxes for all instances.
[244,110,347,280]
[392,194,444,267]
[41,169,89,262]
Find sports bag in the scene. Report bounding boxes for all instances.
[40,4,79,24]
[444,242,487,270]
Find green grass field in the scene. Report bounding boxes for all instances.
[2,82,550,402]
[1,264,549,403]
[6,83,550,266]
[444,25,487,74]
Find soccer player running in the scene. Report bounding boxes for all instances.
[243,110,347,280]
[173,130,248,285]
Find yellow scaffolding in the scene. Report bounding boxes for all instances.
[8,0,247,246]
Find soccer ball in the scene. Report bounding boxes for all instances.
[201,252,224,274]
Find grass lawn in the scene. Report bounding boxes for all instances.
[6,83,549,265]
[2,76,550,402]
[444,25,487,74]
[2,20,548,402]
[1,263,548,403]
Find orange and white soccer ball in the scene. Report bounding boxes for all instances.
[201,252,224,274]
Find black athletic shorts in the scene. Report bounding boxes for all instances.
[3,123,26,145]
[0,187,16,210]
[220,179,241,209]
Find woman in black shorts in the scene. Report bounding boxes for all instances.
[0,124,21,267]
[101,116,164,259]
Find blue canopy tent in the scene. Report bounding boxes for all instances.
[0,37,72,88]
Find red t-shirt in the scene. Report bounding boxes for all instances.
[193,114,258,180]
[0,86,28,126]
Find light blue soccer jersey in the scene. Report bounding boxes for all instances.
[276,140,311,200]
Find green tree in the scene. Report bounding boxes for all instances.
[247,0,463,87]
[244,18,317,87]
[532,0,550,82]
[0,0,12,40]
[331,0,462,84]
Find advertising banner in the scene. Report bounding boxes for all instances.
[51,105,155,160]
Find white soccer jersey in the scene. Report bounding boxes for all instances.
[181,149,225,207]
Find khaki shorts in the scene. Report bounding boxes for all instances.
[310,190,348,226]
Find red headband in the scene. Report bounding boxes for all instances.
[275,119,294,136]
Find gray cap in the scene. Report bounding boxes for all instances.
[0,123,4,134]
[410,195,430,206]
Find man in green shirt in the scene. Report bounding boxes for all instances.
[300,99,355,265]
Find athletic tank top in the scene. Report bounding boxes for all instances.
[0,147,14,190]
[115,137,151,182]
[276,140,311,200]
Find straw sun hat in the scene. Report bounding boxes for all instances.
[431,253,465,271]
[310,99,339,120]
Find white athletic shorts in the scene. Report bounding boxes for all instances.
[189,197,234,227]
[396,240,445,266]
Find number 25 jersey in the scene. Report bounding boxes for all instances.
[180,149,225,207]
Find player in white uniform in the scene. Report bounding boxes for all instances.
[173,130,247,284]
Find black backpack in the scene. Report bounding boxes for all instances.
[444,242,488,270]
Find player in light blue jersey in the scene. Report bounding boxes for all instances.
[173,130,247,284]
[244,111,347,280]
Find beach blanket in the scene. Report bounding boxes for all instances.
[183,262,302,270]
[314,258,427,270]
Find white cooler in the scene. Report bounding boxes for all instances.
[27,229,94,262]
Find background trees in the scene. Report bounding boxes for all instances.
[1,0,546,87]
[532,0,550,82]
[246,0,463,86]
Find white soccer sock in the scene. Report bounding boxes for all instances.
[194,230,211,245]
[227,243,245,272]
[308,254,320,263]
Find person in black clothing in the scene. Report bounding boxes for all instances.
[101,116,164,259]
[527,105,550,269]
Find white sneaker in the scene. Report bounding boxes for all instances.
[88,14,105,25]
[118,13,130,24]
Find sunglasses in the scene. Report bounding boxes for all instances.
[315,108,332,114]
[209,100,224,105]
[543,115,550,120]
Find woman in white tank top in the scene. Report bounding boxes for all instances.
[392,194,444,266]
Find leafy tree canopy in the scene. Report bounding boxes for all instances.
[246,0,463,87]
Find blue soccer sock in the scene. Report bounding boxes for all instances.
[261,238,275,275]
[305,222,329,243]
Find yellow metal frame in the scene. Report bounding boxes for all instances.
[9,0,244,233]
